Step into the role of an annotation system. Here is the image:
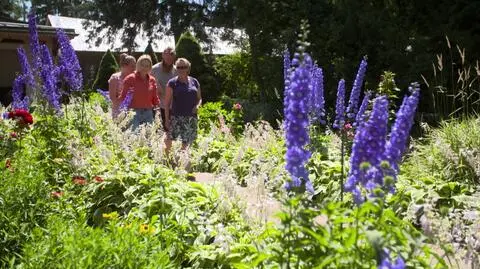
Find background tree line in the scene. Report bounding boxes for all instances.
[3,0,480,120]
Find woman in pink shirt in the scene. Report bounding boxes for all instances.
[119,54,160,130]
[108,53,136,118]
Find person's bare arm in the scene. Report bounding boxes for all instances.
[108,76,118,104]
[164,85,173,130]
[192,82,202,114]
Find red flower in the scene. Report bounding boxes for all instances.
[7,109,33,125]
[14,109,33,125]
[51,191,64,198]
[94,176,104,183]
[73,176,87,185]
[233,103,242,110]
[10,132,17,138]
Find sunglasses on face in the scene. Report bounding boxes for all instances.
[177,66,188,70]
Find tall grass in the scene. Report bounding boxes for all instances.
[422,36,480,120]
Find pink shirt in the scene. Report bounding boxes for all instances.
[108,72,124,103]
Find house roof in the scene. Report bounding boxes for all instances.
[47,14,243,54]
[0,20,77,36]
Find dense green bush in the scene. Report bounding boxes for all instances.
[19,218,174,268]
[175,32,220,101]
[0,154,51,266]
[230,197,445,268]
[214,52,258,100]
[92,50,119,92]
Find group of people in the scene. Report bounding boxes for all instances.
[107,47,201,155]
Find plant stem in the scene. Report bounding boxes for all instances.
[340,131,345,202]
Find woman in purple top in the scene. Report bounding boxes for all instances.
[164,58,202,155]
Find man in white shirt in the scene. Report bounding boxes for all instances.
[151,46,177,131]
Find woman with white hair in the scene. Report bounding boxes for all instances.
[164,57,202,155]
[119,54,160,130]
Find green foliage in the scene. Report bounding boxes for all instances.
[214,52,258,100]
[230,197,444,268]
[392,118,480,265]
[0,153,51,266]
[376,71,402,120]
[220,96,280,127]
[19,218,174,268]
[175,32,220,101]
[197,101,229,134]
[92,50,119,92]
[144,41,159,65]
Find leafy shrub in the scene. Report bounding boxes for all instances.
[220,96,281,127]
[19,218,174,268]
[214,52,258,99]
[393,118,480,266]
[175,32,220,101]
[230,197,445,268]
[197,101,229,134]
[92,50,119,92]
[0,147,51,266]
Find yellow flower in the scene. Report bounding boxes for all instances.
[139,224,155,235]
[102,211,119,220]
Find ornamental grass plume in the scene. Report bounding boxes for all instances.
[333,79,346,129]
[283,50,314,193]
[346,56,368,120]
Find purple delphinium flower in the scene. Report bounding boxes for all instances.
[354,91,372,128]
[384,83,420,173]
[379,249,406,269]
[345,96,389,203]
[310,65,325,125]
[118,89,134,112]
[96,89,111,103]
[284,52,314,193]
[28,11,41,71]
[17,48,34,88]
[39,44,61,112]
[333,79,346,129]
[56,29,83,91]
[11,77,30,110]
[346,56,368,120]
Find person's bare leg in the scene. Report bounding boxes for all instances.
[181,142,189,151]
[180,142,191,171]
[164,136,173,156]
